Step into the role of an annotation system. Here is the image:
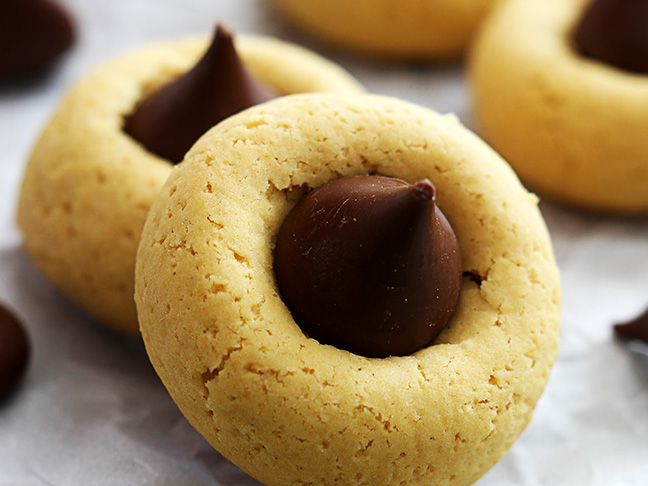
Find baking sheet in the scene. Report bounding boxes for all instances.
[1,0,647,484]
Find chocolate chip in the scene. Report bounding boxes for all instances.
[274,175,463,358]
[614,306,648,344]
[123,23,277,164]
[573,0,648,74]
[0,0,75,82]
[463,270,483,286]
[0,304,30,401]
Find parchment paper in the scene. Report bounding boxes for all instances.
[1,0,647,484]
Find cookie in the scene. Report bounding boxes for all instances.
[469,0,648,214]
[266,0,500,60]
[135,93,561,486]
[16,33,364,335]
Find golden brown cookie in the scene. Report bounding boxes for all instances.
[16,34,363,335]
[267,0,501,60]
[135,93,561,486]
[469,0,648,214]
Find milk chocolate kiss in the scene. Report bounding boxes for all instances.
[0,0,75,81]
[274,175,463,358]
[573,0,648,74]
[615,307,648,344]
[124,24,276,163]
[0,304,30,401]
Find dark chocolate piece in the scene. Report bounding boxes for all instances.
[0,304,30,401]
[0,0,75,81]
[123,23,276,163]
[614,306,648,344]
[573,0,648,74]
[274,175,463,358]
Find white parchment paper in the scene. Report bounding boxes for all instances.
[1,0,647,484]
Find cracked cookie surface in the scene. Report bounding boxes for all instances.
[16,35,363,334]
[135,93,561,486]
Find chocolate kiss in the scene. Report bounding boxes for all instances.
[274,175,463,358]
[614,307,648,344]
[573,0,648,74]
[123,24,276,163]
[0,304,30,401]
[0,0,75,81]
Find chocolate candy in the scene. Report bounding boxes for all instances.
[124,24,276,163]
[0,0,75,81]
[614,306,648,344]
[274,175,463,358]
[0,304,30,401]
[573,0,648,74]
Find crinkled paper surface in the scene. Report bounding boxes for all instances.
[1,0,647,484]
